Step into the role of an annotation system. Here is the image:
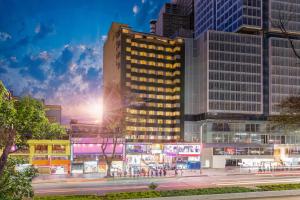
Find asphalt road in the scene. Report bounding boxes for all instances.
[33,174,300,196]
[244,197,300,200]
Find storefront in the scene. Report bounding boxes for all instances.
[71,138,124,175]
[163,143,201,170]
[27,140,71,174]
[125,143,201,173]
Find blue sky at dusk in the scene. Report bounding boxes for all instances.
[0,0,168,123]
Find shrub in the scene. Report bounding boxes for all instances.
[0,158,38,200]
[148,182,158,190]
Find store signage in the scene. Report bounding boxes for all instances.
[164,144,201,156]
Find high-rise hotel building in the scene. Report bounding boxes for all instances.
[103,23,185,142]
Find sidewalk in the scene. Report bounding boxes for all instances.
[32,168,300,184]
[134,190,300,200]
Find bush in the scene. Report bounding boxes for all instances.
[258,183,300,191]
[0,157,38,200]
[148,182,158,190]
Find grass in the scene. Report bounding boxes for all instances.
[34,183,300,200]
[34,187,256,200]
[257,183,300,191]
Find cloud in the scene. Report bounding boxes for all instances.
[101,35,107,42]
[33,22,55,41]
[20,54,48,82]
[51,46,74,75]
[142,0,146,3]
[1,42,103,124]
[133,5,139,15]
[0,67,7,74]
[0,32,12,41]
[134,0,162,28]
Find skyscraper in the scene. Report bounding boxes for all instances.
[103,23,185,142]
[184,0,300,168]
[155,0,194,38]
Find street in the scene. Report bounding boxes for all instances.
[33,173,300,196]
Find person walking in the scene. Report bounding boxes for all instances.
[163,168,167,176]
[175,168,178,176]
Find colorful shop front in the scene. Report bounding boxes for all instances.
[28,140,71,174]
[125,143,201,173]
[71,137,124,174]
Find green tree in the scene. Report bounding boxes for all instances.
[0,81,66,177]
[270,96,300,130]
[102,84,143,177]
[0,157,37,200]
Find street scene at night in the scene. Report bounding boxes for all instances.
[1,0,300,199]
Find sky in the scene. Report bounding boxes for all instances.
[0,0,168,124]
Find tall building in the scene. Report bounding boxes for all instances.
[45,104,62,124]
[155,0,194,38]
[195,0,262,38]
[183,0,300,168]
[103,23,185,142]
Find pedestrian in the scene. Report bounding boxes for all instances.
[151,169,154,177]
[175,168,178,176]
[155,169,159,176]
[159,169,162,176]
[180,169,183,176]
[163,168,167,176]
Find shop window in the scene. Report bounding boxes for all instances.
[213,148,224,155]
[35,145,48,154]
[52,145,66,154]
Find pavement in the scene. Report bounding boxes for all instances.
[32,168,300,184]
[33,170,300,196]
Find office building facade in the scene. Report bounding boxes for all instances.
[103,23,185,142]
[183,0,300,168]
[195,0,262,38]
[155,0,194,38]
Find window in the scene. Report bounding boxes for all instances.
[35,145,48,154]
[52,145,66,154]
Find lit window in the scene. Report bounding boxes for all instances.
[166,64,173,69]
[134,34,142,39]
[126,47,131,52]
[126,38,131,43]
[157,54,164,59]
[126,56,131,60]
[166,48,173,52]
[158,46,164,51]
[122,29,129,33]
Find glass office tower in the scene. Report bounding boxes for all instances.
[195,0,262,38]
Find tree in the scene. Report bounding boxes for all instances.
[269,96,300,131]
[101,83,143,177]
[0,81,66,177]
[0,157,37,200]
[270,3,300,59]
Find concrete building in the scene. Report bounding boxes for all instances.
[155,0,194,38]
[45,104,62,124]
[103,23,185,142]
[183,0,300,168]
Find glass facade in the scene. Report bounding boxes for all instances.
[194,0,262,39]
[269,0,300,34]
[199,31,263,114]
[269,37,300,114]
[195,0,216,38]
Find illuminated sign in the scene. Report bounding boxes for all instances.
[164,144,201,156]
